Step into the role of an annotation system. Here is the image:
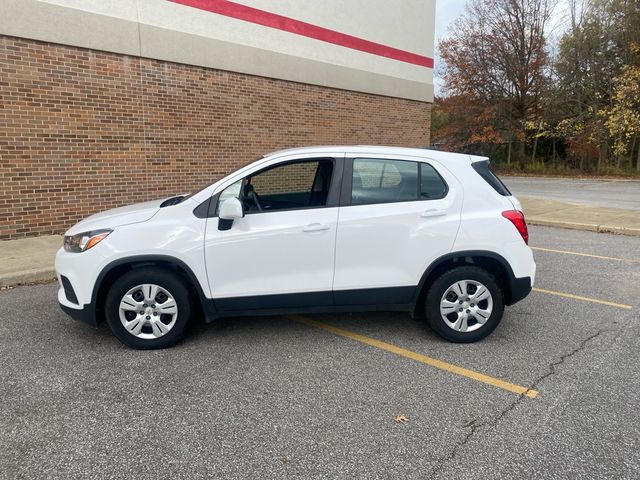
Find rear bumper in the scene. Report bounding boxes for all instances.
[507,252,535,305]
[508,276,532,305]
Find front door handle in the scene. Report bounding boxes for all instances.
[421,209,447,218]
[303,223,331,232]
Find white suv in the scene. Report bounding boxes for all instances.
[56,146,535,349]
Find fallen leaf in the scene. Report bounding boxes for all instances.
[394,414,409,424]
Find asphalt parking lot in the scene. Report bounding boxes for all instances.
[503,176,640,211]
[1,225,639,479]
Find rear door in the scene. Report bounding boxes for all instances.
[333,155,463,305]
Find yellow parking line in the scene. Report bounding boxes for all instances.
[531,246,639,263]
[288,315,538,398]
[532,287,633,310]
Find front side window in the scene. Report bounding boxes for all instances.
[351,158,448,206]
[218,159,334,214]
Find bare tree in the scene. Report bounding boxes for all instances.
[439,0,554,165]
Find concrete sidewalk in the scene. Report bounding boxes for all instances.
[520,197,640,236]
[0,235,61,288]
[0,198,638,288]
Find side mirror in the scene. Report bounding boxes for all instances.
[218,197,243,231]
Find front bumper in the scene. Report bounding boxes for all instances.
[55,245,106,327]
[59,301,98,327]
[57,285,98,327]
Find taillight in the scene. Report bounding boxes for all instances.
[502,210,529,244]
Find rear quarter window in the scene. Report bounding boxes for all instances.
[420,163,448,199]
[471,160,511,196]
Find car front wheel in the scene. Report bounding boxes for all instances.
[425,266,505,343]
[105,268,191,349]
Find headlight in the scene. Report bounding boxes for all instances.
[63,229,112,253]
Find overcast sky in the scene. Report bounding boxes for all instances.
[435,0,467,44]
[434,0,467,95]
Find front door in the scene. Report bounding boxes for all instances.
[204,156,342,311]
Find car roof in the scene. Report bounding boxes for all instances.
[265,145,488,164]
[189,146,489,204]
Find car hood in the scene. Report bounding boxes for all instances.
[65,197,170,236]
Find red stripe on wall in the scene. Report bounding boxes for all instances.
[168,0,434,68]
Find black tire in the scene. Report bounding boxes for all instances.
[425,266,505,343]
[105,268,192,349]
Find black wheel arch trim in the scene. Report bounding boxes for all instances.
[412,250,531,310]
[89,255,216,325]
[67,251,529,328]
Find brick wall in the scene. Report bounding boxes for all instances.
[0,35,432,240]
[250,161,321,194]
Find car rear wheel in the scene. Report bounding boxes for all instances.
[105,268,191,349]
[425,266,504,343]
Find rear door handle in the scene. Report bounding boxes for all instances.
[421,208,447,218]
[303,223,331,232]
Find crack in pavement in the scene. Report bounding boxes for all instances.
[430,328,607,478]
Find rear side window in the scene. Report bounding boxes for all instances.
[351,158,448,206]
[471,160,511,196]
[352,159,418,205]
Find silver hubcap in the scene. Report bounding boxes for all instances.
[439,280,493,333]
[118,284,178,340]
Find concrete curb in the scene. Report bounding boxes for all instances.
[528,217,640,237]
[597,225,640,236]
[527,218,599,232]
[0,269,57,289]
